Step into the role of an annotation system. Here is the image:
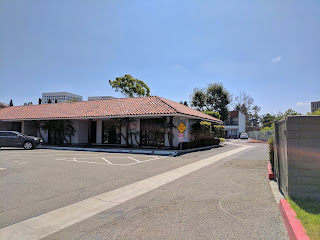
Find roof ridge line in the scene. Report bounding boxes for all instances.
[155,96,180,114]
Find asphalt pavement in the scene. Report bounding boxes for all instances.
[0,140,288,239]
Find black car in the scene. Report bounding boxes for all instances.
[0,131,43,150]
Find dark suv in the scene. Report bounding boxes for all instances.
[0,131,43,150]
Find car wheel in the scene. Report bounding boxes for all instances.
[24,141,33,150]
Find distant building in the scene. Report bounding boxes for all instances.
[42,92,83,104]
[88,96,116,101]
[224,111,246,138]
[311,101,320,113]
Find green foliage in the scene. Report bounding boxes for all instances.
[262,109,302,130]
[48,99,52,104]
[40,120,76,145]
[38,98,42,105]
[268,136,274,171]
[261,113,275,129]
[288,198,320,240]
[191,121,212,140]
[9,99,13,106]
[109,74,150,98]
[212,125,225,138]
[190,88,207,111]
[307,109,320,115]
[191,121,224,140]
[55,99,58,103]
[190,83,231,121]
[202,110,221,120]
[206,83,231,121]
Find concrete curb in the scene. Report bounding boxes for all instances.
[279,199,310,240]
[39,145,221,156]
[268,162,274,180]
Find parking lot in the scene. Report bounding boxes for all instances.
[0,142,288,240]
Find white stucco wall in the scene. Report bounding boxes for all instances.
[77,120,89,144]
[238,112,246,133]
[96,120,102,144]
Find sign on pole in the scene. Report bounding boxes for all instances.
[178,122,186,133]
[178,133,184,142]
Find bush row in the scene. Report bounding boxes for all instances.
[181,138,220,150]
[268,136,274,171]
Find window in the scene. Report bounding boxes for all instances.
[102,120,121,144]
[7,132,18,137]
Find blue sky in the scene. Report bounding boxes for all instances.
[1,0,319,114]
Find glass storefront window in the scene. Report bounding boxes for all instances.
[102,120,121,144]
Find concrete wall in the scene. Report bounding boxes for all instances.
[77,120,89,144]
[274,116,320,200]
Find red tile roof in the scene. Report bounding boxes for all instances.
[0,96,222,123]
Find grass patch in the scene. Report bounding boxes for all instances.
[287,198,320,240]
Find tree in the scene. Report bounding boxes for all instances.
[206,83,231,121]
[48,99,52,104]
[261,109,301,130]
[261,113,275,129]
[308,109,320,115]
[202,110,221,120]
[38,98,42,105]
[233,92,260,126]
[9,99,13,106]
[55,99,58,103]
[109,74,150,97]
[190,88,207,111]
[180,101,189,106]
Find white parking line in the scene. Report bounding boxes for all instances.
[0,144,251,240]
[0,168,6,171]
[55,156,169,166]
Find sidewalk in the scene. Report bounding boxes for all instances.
[39,144,221,156]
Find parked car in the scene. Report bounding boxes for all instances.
[0,131,43,150]
[240,132,248,139]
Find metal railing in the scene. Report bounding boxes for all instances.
[224,121,238,126]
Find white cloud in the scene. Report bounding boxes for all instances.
[272,56,282,63]
[296,101,309,107]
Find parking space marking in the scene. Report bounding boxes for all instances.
[0,168,6,171]
[55,155,170,166]
[0,144,251,240]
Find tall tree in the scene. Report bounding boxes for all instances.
[38,98,42,105]
[109,74,150,97]
[183,101,188,106]
[48,99,52,104]
[261,113,275,129]
[55,99,58,103]
[206,83,231,121]
[233,92,260,126]
[190,88,207,111]
[9,99,13,106]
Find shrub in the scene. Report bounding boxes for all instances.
[191,121,212,140]
[213,125,225,138]
[268,136,274,171]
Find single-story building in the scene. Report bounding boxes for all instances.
[0,96,222,148]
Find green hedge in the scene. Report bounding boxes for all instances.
[268,136,274,171]
[181,138,220,150]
